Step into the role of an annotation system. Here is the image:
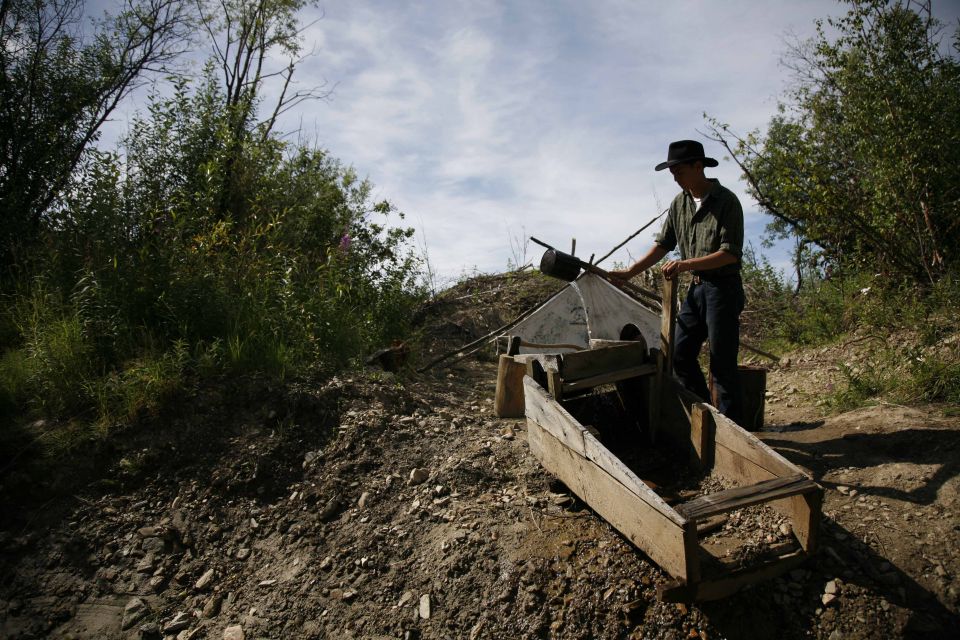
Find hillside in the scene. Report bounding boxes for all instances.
[0,271,958,639]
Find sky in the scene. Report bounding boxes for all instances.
[105,0,960,288]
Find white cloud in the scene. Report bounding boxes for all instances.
[259,1,960,280]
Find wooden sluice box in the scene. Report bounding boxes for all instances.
[513,280,822,602]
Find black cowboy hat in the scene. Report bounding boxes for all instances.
[654,140,719,171]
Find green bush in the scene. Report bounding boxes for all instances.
[0,70,425,459]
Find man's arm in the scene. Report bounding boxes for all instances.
[661,250,738,279]
[608,244,668,280]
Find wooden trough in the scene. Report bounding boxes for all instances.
[515,278,822,602]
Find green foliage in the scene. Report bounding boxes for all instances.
[710,0,960,285]
[740,255,960,410]
[0,0,189,280]
[739,245,853,348]
[825,342,960,411]
[0,26,424,463]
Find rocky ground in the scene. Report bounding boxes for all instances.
[0,272,958,639]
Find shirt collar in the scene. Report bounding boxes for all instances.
[684,178,721,205]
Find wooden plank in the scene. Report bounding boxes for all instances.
[588,339,641,349]
[648,348,663,442]
[512,353,540,367]
[658,549,808,602]
[523,378,684,526]
[581,433,684,527]
[675,474,817,521]
[561,363,657,393]
[671,381,797,478]
[527,415,697,582]
[560,341,648,381]
[660,277,678,376]
[542,354,563,402]
[793,488,822,554]
[682,518,702,584]
[713,408,797,479]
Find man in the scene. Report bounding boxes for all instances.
[610,140,745,423]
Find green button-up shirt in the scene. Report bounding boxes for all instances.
[654,178,744,277]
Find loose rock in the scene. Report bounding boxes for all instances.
[409,468,429,485]
[162,611,191,634]
[202,594,223,618]
[121,597,150,630]
[223,625,245,640]
[195,568,215,591]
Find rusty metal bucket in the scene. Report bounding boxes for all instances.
[539,249,582,281]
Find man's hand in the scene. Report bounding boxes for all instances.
[660,259,688,280]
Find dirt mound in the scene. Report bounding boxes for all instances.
[1,272,958,639]
[413,268,565,367]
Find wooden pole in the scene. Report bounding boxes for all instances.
[660,276,678,376]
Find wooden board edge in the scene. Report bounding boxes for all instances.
[582,431,687,527]
[657,549,810,603]
[669,378,810,481]
[560,341,649,380]
[524,375,585,455]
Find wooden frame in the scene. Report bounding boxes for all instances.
[520,277,823,602]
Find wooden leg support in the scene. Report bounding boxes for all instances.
[690,403,715,470]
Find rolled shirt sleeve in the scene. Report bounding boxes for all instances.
[716,196,743,259]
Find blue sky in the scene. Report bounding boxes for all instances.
[105,0,960,287]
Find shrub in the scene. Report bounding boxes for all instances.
[0,71,425,458]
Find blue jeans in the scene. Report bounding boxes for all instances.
[673,277,745,423]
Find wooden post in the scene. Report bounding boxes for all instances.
[790,490,822,553]
[660,277,678,377]
[494,355,527,417]
[681,521,702,585]
[648,347,663,443]
[690,403,715,470]
[542,354,563,402]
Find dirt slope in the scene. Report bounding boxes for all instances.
[1,272,958,639]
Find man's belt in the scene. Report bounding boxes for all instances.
[692,271,741,285]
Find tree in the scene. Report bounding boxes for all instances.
[706,0,960,285]
[0,0,191,280]
[194,0,331,219]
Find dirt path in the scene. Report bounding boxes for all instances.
[1,335,958,638]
